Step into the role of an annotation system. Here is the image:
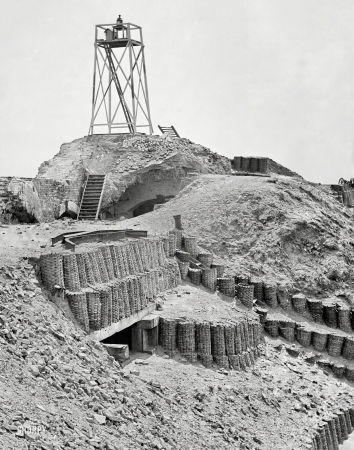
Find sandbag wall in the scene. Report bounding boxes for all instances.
[159,316,262,369]
[40,238,181,333]
[231,156,269,174]
[310,405,354,450]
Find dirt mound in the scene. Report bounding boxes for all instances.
[33,134,231,221]
[122,174,354,298]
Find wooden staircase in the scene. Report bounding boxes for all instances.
[78,174,106,221]
[158,125,180,139]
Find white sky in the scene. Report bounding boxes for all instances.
[1,0,354,183]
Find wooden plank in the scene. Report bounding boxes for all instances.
[90,302,156,341]
[137,314,159,329]
[102,343,129,361]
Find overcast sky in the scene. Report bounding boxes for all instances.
[1,0,354,183]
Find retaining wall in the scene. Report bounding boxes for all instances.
[40,237,181,333]
[159,316,262,369]
[310,406,354,450]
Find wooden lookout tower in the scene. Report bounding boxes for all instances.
[89,16,153,135]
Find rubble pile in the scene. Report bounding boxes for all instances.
[124,174,354,296]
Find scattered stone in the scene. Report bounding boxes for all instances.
[93,414,106,425]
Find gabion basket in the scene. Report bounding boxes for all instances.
[121,279,131,318]
[110,282,120,323]
[292,293,307,314]
[234,323,243,354]
[99,286,112,328]
[247,321,255,348]
[264,283,278,308]
[66,291,89,332]
[82,252,96,285]
[249,157,259,173]
[88,251,102,284]
[86,289,101,331]
[201,268,217,291]
[249,278,264,303]
[162,236,170,258]
[211,323,226,356]
[342,336,354,360]
[295,324,312,347]
[229,355,240,371]
[199,353,213,368]
[277,287,291,311]
[177,320,196,354]
[188,268,202,285]
[332,364,346,378]
[63,253,81,291]
[345,366,354,383]
[239,321,248,351]
[279,320,296,342]
[183,236,198,256]
[100,246,115,280]
[235,275,249,285]
[337,306,351,333]
[339,412,349,441]
[94,249,109,283]
[324,303,338,329]
[254,306,268,324]
[224,324,236,355]
[264,319,279,338]
[40,253,64,289]
[182,352,198,363]
[131,242,145,274]
[159,317,177,354]
[345,410,353,433]
[218,278,235,297]
[169,229,182,250]
[196,321,212,355]
[214,355,229,368]
[75,252,88,288]
[233,156,242,171]
[210,263,225,278]
[327,333,345,357]
[307,299,324,324]
[237,283,254,309]
[317,358,333,371]
[312,330,328,352]
[238,354,247,371]
[178,261,190,280]
[198,253,213,267]
[176,250,191,262]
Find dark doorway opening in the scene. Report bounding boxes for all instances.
[101,325,133,348]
